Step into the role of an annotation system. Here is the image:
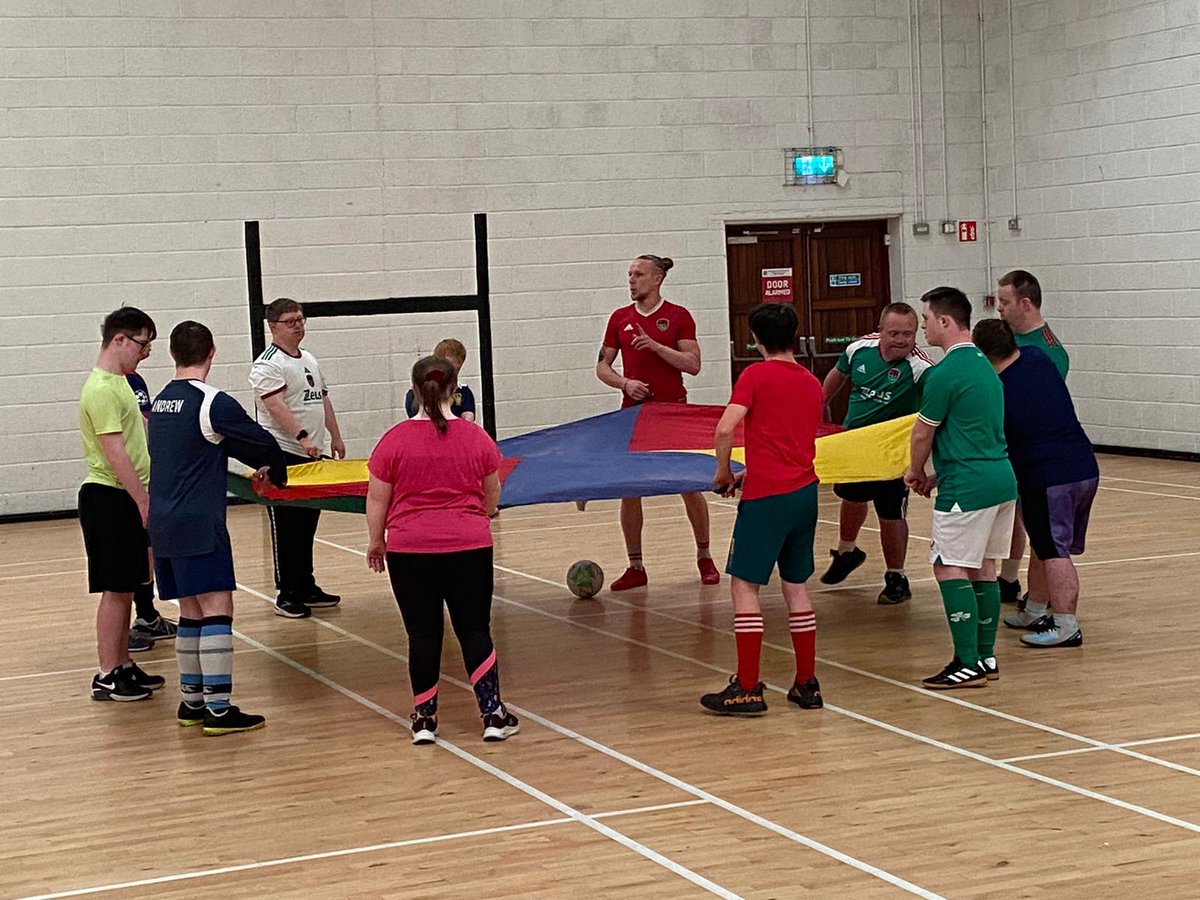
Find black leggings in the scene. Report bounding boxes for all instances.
[386,547,496,708]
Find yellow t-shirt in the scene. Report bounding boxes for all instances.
[79,368,150,489]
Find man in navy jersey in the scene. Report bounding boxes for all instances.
[125,358,177,650]
[150,321,287,735]
[973,319,1097,649]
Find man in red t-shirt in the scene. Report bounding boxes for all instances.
[701,302,825,716]
[596,254,719,590]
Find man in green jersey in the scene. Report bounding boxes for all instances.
[995,269,1069,603]
[905,287,1018,690]
[78,307,168,703]
[820,303,934,604]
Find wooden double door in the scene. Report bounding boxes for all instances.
[724,219,892,422]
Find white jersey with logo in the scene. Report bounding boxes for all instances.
[249,344,328,456]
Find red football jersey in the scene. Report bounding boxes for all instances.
[603,300,698,408]
[729,359,822,500]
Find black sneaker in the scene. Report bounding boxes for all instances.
[411,713,438,745]
[202,705,266,736]
[131,616,177,643]
[978,656,999,681]
[127,632,154,653]
[999,577,1022,604]
[787,677,823,709]
[91,668,151,702]
[820,547,866,585]
[127,662,166,692]
[274,595,312,618]
[700,675,768,715]
[177,702,205,727]
[921,657,987,690]
[303,587,341,609]
[877,571,911,605]
[482,709,520,742]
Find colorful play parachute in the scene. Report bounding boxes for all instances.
[226,404,918,513]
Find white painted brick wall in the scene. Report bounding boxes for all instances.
[984,0,1200,454]
[1,2,1191,515]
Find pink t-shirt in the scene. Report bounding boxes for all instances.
[368,418,502,553]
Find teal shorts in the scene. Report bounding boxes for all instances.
[726,483,818,586]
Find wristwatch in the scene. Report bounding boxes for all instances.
[295,429,309,441]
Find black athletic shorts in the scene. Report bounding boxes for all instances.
[831,478,908,521]
[78,482,149,594]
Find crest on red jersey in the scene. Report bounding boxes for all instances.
[656,318,669,332]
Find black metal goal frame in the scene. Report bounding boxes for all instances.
[243,213,496,439]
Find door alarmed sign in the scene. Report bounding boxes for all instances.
[761,267,793,302]
[828,273,861,287]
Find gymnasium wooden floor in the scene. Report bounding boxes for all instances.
[4,454,1200,899]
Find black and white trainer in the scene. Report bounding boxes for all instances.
[91,668,152,702]
[274,594,312,618]
[411,713,438,745]
[303,587,341,609]
[921,658,988,690]
[977,656,999,681]
[127,662,166,692]
[482,709,520,742]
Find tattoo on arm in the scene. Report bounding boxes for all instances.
[598,347,606,362]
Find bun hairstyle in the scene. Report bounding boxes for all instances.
[412,355,458,434]
[637,254,674,280]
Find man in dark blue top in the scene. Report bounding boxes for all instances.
[124,366,179,649]
[149,321,287,735]
[404,338,477,421]
[973,319,1098,649]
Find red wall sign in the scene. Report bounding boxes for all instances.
[761,267,793,302]
[958,220,978,242]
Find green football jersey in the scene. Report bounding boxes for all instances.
[836,337,934,430]
[917,343,1017,512]
[1014,323,1069,378]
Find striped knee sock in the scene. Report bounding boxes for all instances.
[175,617,203,709]
[199,615,234,711]
[733,613,764,691]
[469,650,503,717]
[788,611,817,683]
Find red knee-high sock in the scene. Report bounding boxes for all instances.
[789,611,816,683]
[733,613,764,690]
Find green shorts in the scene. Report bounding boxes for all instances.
[726,483,818,586]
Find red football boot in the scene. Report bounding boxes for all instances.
[611,566,649,591]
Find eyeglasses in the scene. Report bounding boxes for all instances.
[126,335,152,352]
[275,316,306,327]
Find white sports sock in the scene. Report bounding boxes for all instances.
[1053,613,1079,634]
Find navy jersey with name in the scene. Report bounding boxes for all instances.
[404,384,476,419]
[148,379,287,558]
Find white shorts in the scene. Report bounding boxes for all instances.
[930,500,1017,569]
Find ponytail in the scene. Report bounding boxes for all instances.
[411,355,458,434]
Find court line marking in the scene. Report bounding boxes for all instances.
[488,559,1200,781]
[1098,485,1200,502]
[237,619,741,899]
[18,800,712,900]
[0,639,355,684]
[1002,732,1200,764]
[0,568,84,582]
[237,578,945,900]
[1102,476,1200,492]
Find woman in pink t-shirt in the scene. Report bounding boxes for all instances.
[366,355,518,745]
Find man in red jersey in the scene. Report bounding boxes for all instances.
[595,254,719,590]
[701,302,825,715]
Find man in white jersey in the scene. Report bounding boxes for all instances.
[250,298,346,618]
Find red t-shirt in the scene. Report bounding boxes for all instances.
[729,360,822,501]
[367,418,502,553]
[603,300,697,408]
